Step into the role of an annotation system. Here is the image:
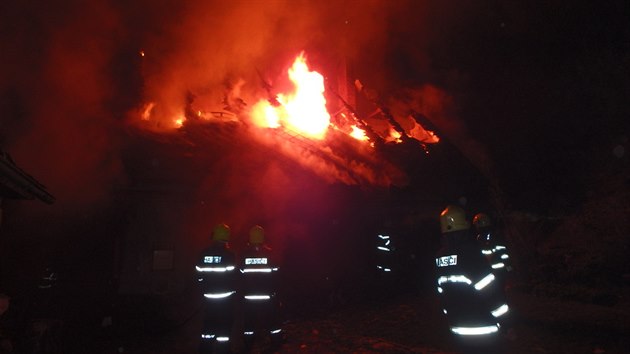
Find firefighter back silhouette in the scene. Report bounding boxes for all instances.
[435,205,509,339]
[239,225,283,351]
[196,223,238,353]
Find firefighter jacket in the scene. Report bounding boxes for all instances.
[375,232,396,273]
[435,229,509,336]
[477,227,513,277]
[239,244,279,300]
[239,244,283,339]
[196,242,238,299]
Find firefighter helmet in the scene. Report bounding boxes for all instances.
[212,223,231,242]
[440,205,470,233]
[249,225,265,245]
[473,213,492,229]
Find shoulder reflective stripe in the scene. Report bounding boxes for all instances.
[204,291,236,299]
[196,265,235,272]
[495,245,506,250]
[270,329,282,334]
[451,324,499,336]
[378,234,390,239]
[241,268,273,273]
[438,275,472,285]
[244,331,254,336]
[491,262,505,269]
[244,295,271,300]
[474,273,495,290]
[201,334,215,339]
[491,304,509,317]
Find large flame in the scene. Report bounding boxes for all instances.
[252,52,331,139]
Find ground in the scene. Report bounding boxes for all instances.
[110,285,630,354]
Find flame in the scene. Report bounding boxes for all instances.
[174,116,185,127]
[252,52,330,139]
[349,125,368,141]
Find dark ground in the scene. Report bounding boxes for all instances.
[107,284,630,354]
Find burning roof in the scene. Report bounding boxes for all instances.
[128,52,440,189]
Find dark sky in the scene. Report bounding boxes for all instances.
[1,0,629,217]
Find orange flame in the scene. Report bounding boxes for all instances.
[252,52,330,139]
[349,125,368,141]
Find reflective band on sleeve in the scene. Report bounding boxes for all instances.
[451,324,499,336]
[270,329,282,334]
[442,309,448,314]
[377,246,391,252]
[437,286,443,293]
[196,265,235,272]
[491,304,509,317]
[377,265,392,272]
[216,336,229,342]
[438,275,472,285]
[378,234,390,239]
[204,291,236,299]
[244,331,254,335]
[244,295,271,300]
[482,249,494,255]
[501,254,510,259]
[491,263,505,269]
[474,273,495,290]
[495,245,506,250]
[201,334,215,339]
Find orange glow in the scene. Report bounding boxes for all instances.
[252,52,330,139]
[141,102,155,120]
[349,125,368,141]
[174,116,185,127]
[386,128,402,143]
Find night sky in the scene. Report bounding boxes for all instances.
[1,0,629,217]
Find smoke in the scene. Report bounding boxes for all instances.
[0,0,404,208]
[0,0,126,212]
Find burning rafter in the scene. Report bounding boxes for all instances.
[130,52,439,187]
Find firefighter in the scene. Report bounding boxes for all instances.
[196,223,238,353]
[435,205,509,339]
[239,225,283,351]
[473,213,513,288]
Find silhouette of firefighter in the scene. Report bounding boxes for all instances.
[196,223,238,353]
[239,225,283,351]
[473,213,514,290]
[434,205,509,339]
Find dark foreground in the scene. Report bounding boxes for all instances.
[106,286,630,354]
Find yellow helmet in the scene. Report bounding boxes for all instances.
[249,225,265,245]
[472,213,492,229]
[212,223,231,242]
[440,205,470,233]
